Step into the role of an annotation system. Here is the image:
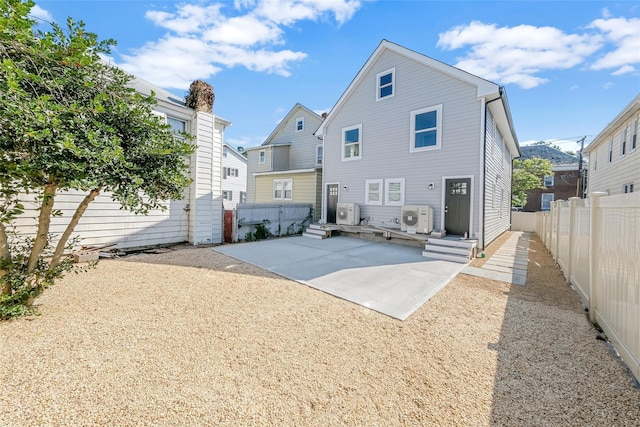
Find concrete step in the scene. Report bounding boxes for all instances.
[422,250,470,263]
[423,244,470,256]
[304,228,328,236]
[427,238,477,249]
[308,223,325,230]
[302,232,326,240]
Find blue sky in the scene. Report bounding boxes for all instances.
[31,1,640,152]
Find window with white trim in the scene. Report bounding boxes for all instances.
[622,127,627,155]
[240,191,247,203]
[259,150,265,164]
[376,68,395,101]
[609,137,613,162]
[632,118,638,151]
[385,178,405,206]
[623,183,634,193]
[541,193,554,211]
[342,124,362,161]
[223,147,228,157]
[316,145,323,165]
[273,179,292,200]
[167,117,186,136]
[543,175,554,186]
[365,179,383,205]
[222,191,232,201]
[296,117,304,132]
[410,105,442,152]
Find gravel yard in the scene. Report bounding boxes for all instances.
[1,232,638,426]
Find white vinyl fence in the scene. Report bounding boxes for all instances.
[537,192,640,382]
[511,212,537,232]
[235,203,313,241]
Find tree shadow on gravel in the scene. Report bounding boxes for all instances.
[116,244,283,280]
[489,234,640,426]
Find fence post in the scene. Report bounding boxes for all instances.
[553,200,561,261]
[587,192,607,324]
[567,197,580,284]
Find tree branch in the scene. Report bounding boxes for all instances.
[50,187,101,268]
[26,183,56,274]
[0,221,10,296]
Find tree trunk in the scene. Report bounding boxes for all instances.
[26,183,57,274]
[50,188,101,268]
[0,221,10,296]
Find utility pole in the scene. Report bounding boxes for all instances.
[577,136,586,198]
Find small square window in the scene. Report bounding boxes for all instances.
[223,191,232,201]
[385,178,405,206]
[543,175,554,186]
[296,117,304,132]
[365,179,382,205]
[376,68,395,101]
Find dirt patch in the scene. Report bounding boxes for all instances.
[1,235,637,426]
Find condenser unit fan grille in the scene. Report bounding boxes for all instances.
[402,210,419,226]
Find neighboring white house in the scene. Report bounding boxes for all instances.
[222,143,247,208]
[245,103,325,220]
[584,93,639,195]
[315,40,520,249]
[14,77,231,249]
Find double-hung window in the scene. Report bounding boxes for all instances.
[273,179,292,200]
[376,68,395,101]
[316,145,323,165]
[296,117,304,132]
[541,193,554,211]
[385,178,405,206]
[259,150,265,164]
[632,118,638,151]
[342,124,362,161]
[410,105,442,152]
[543,175,554,186]
[365,179,383,205]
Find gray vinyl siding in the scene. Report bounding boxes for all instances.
[246,147,272,202]
[587,112,640,195]
[323,49,483,234]
[272,145,290,171]
[483,111,513,245]
[268,108,324,170]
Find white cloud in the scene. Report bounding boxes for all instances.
[603,82,614,89]
[28,5,53,23]
[119,0,361,89]
[437,21,602,89]
[588,16,640,74]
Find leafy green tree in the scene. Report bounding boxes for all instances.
[0,0,195,318]
[512,158,553,208]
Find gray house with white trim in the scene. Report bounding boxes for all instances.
[315,40,520,249]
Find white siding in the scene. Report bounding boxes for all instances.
[323,49,484,234]
[222,145,247,208]
[13,191,190,250]
[587,111,640,195]
[189,111,223,245]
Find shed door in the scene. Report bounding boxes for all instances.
[445,178,471,236]
[326,184,338,224]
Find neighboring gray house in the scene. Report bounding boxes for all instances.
[519,145,580,212]
[315,40,520,249]
[245,103,324,220]
[222,143,247,208]
[584,93,639,195]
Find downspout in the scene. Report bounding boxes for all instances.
[482,91,503,251]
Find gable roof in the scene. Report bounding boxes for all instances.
[314,39,519,156]
[224,143,247,163]
[262,103,323,146]
[520,145,578,166]
[584,93,640,154]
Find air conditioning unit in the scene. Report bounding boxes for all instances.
[401,205,434,234]
[336,202,360,226]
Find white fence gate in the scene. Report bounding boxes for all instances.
[536,192,640,382]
